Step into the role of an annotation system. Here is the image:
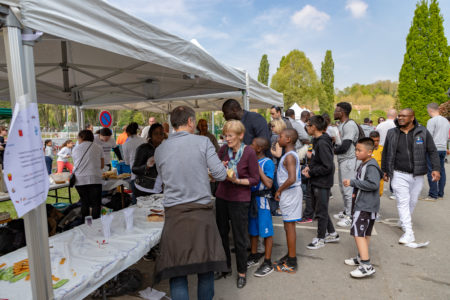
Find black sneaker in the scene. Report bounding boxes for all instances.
[247,254,261,268]
[273,254,289,266]
[254,261,274,277]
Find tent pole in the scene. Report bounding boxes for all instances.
[80,108,85,129]
[243,71,250,111]
[211,111,215,136]
[3,18,54,300]
[76,106,82,132]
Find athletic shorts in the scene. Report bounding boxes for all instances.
[350,211,376,237]
[249,196,274,238]
[279,186,303,222]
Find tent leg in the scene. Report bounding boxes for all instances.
[4,22,54,300]
[76,106,82,132]
[80,108,85,129]
[243,71,250,111]
[211,111,215,136]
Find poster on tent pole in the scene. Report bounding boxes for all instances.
[3,99,49,217]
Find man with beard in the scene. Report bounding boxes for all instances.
[381,108,440,244]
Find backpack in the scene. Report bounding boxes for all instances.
[344,119,365,145]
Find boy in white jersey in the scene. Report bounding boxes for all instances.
[274,128,302,273]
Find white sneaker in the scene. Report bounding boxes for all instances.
[399,232,415,244]
[389,195,396,200]
[344,256,360,266]
[306,238,325,250]
[375,214,382,222]
[333,211,346,220]
[324,232,340,243]
[350,264,376,278]
[337,216,352,227]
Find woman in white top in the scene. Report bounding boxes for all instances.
[72,130,104,219]
[57,140,74,173]
[44,139,54,175]
[122,122,145,204]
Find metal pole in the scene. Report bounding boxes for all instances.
[243,71,250,111]
[211,111,215,136]
[3,18,54,300]
[76,106,81,132]
[80,108,85,129]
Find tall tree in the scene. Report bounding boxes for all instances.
[257,54,270,85]
[398,0,450,124]
[270,50,323,109]
[320,50,335,116]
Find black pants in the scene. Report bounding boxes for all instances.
[302,180,314,219]
[311,186,335,239]
[76,184,102,219]
[215,198,249,274]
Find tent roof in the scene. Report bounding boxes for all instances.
[0,0,282,110]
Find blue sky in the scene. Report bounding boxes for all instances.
[108,0,450,89]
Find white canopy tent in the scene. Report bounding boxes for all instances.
[289,103,310,120]
[0,0,282,113]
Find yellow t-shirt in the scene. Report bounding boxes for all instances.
[372,145,384,196]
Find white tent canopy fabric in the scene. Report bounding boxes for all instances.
[289,103,310,120]
[0,0,282,111]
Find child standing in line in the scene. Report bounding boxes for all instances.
[274,129,302,273]
[57,139,74,173]
[302,116,340,250]
[44,139,54,175]
[343,137,383,278]
[247,137,276,277]
[369,131,384,197]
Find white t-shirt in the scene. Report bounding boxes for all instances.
[45,146,53,158]
[427,115,450,151]
[376,119,396,146]
[94,134,116,165]
[72,141,104,186]
[57,147,72,162]
[122,135,145,179]
[140,126,151,140]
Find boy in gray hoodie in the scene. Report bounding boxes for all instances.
[343,137,383,278]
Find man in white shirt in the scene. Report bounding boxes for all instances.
[94,127,116,169]
[424,103,450,200]
[141,117,156,140]
[298,111,310,130]
[376,109,397,146]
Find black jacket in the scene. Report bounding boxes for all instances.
[381,119,440,177]
[132,142,159,189]
[309,133,335,188]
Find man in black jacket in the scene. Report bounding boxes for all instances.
[302,116,339,249]
[381,108,440,244]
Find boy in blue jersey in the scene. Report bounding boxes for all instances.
[247,137,276,277]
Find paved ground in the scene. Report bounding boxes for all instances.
[93,162,450,300]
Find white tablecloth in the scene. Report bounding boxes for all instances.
[0,204,163,300]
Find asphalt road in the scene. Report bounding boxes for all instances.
[95,162,450,300]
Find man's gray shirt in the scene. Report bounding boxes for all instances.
[427,115,450,151]
[337,120,359,162]
[287,117,310,149]
[155,131,227,207]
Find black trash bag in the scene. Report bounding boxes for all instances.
[0,219,26,256]
[105,192,131,211]
[91,269,143,298]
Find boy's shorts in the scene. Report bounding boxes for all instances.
[279,185,302,222]
[249,196,273,238]
[350,211,376,237]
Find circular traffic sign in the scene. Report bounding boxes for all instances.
[99,110,112,128]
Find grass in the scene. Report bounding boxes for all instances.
[0,187,80,219]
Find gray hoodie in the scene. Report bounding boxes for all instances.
[350,158,383,213]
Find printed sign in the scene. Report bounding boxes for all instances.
[99,110,113,128]
[3,100,49,217]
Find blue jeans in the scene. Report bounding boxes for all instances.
[427,151,447,198]
[169,272,214,300]
[45,156,53,175]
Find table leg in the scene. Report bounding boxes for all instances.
[55,188,58,203]
[120,185,125,209]
[68,186,72,204]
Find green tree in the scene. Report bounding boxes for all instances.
[398,0,450,124]
[320,50,335,116]
[257,54,270,85]
[270,50,323,109]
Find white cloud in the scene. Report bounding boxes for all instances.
[345,0,368,19]
[291,5,330,31]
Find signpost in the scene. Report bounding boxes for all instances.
[99,110,112,128]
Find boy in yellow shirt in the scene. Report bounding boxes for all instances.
[369,131,383,196]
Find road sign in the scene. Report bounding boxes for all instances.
[99,110,112,128]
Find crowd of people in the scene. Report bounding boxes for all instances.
[32,99,450,299]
